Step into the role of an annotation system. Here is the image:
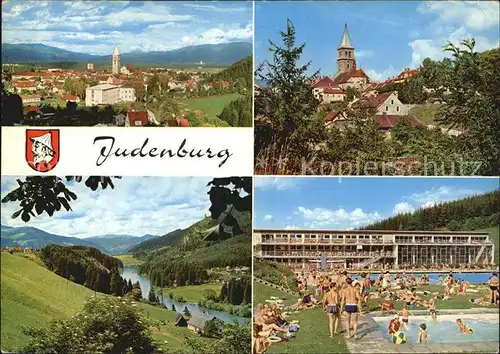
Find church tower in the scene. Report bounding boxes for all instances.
[337,24,356,74]
[112,46,120,75]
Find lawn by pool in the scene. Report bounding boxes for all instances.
[373,314,499,344]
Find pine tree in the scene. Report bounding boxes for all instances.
[171,304,176,312]
[255,19,322,156]
[183,306,191,317]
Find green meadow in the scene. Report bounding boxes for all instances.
[115,254,144,267]
[182,93,240,120]
[0,252,207,352]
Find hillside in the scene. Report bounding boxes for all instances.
[0,253,205,352]
[1,224,156,254]
[362,190,499,232]
[1,224,100,249]
[85,233,159,255]
[205,56,253,89]
[130,217,217,255]
[134,212,251,287]
[2,42,252,65]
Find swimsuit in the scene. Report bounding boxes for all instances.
[345,304,358,313]
[303,295,311,304]
[489,285,498,291]
[402,317,409,323]
[327,305,338,314]
[429,309,436,314]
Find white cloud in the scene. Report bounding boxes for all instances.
[356,50,374,58]
[296,206,381,229]
[254,177,299,191]
[1,1,252,55]
[409,2,499,68]
[408,26,500,68]
[408,186,483,208]
[1,177,216,238]
[183,4,249,13]
[393,202,415,215]
[284,225,301,230]
[417,1,500,31]
[264,214,273,221]
[365,65,399,82]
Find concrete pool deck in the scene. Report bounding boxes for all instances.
[341,308,500,353]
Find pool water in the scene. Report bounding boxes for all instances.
[373,314,499,344]
[352,272,491,285]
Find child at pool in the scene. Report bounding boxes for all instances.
[417,323,428,343]
[456,319,473,334]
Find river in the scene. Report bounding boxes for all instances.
[121,267,248,324]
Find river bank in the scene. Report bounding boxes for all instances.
[121,267,249,324]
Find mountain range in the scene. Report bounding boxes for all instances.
[1,42,252,65]
[1,224,158,255]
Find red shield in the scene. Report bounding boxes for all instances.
[25,129,60,172]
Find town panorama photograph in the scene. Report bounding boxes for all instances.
[1,1,253,127]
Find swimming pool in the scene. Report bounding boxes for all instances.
[351,272,492,285]
[372,314,499,344]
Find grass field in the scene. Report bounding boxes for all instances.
[182,93,240,120]
[409,104,447,126]
[115,254,144,267]
[0,252,207,352]
[254,282,349,353]
[162,283,222,304]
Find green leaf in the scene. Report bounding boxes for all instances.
[12,209,23,219]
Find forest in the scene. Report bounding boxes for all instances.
[362,190,499,231]
[134,177,252,286]
[39,245,135,296]
[205,56,252,91]
[254,20,500,176]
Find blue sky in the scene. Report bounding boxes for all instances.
[1,176,216,238]
[255,1,500,81]
[254,177,499,230]
[1,1,252,54]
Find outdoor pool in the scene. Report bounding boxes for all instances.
[372,314,499,344]
[351,272,493,285]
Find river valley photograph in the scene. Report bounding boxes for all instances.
[0,176,252,354]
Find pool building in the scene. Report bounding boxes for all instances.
[253,229,495,269]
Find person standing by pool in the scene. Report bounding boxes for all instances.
[487,272,498,304]
[426,298,437,321]
[280,273,290,289]
[323,282,340,337]
[340,277,361,340]
[400,304,409,325]
[360,273,371,310]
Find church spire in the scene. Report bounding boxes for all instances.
[113,46,120,56]
[338,23,353,49]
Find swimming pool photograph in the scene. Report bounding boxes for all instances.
[252,176,500,353]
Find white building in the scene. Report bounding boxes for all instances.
[85,84,120,106]
[119,87,136,102]
[87,63,94,70]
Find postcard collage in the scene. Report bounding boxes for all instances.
[1,1,499,354]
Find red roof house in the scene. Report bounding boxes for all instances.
[127,111,149,126]
[374,115,426,130]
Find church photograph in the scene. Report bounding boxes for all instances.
[253,1,499,177]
